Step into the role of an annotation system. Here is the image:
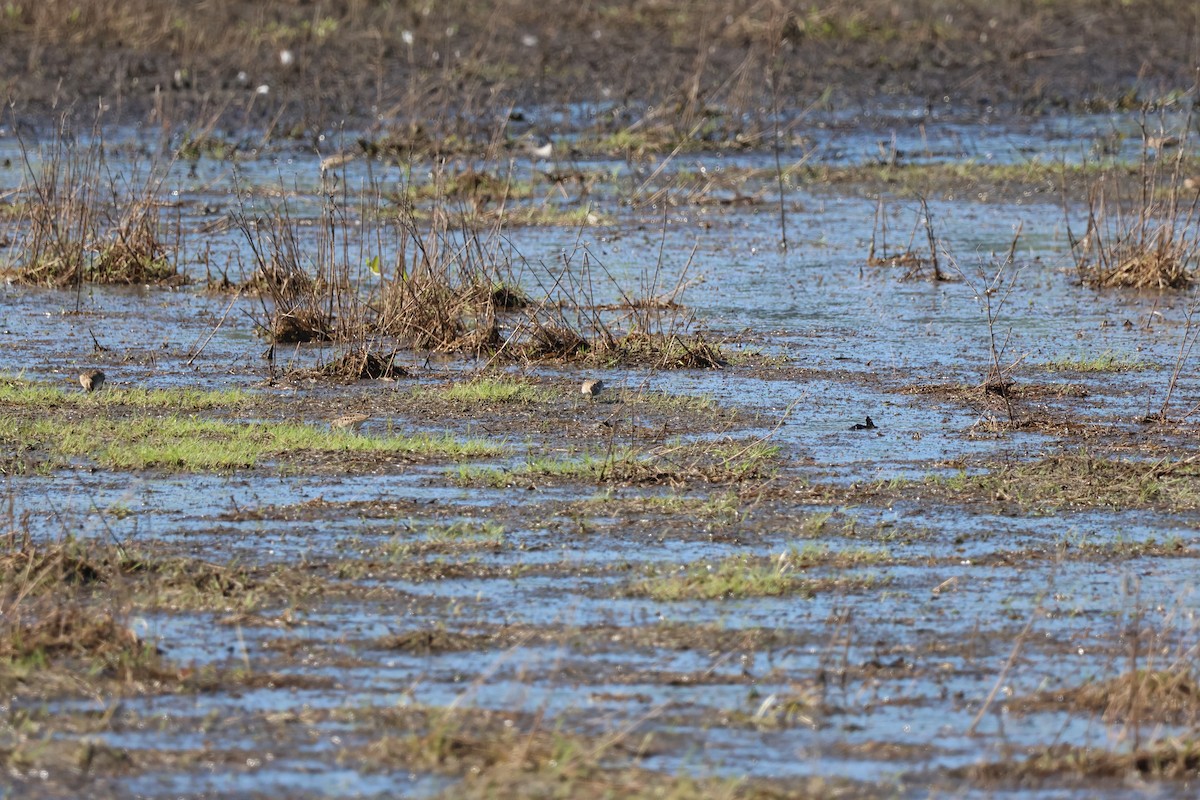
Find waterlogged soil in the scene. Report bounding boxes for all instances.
[6,107,1200,800]
[2,0,1197,131]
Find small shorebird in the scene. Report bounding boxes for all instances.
[849,416,877,431]
[79,369,106,393]
[580,378,604,401]
[330,413,370,433]
[527,138,553,160]
[320,151,357,175]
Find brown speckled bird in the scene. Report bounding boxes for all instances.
[330,413,370,433]
[79,369,106,393]
[580,378,604,401]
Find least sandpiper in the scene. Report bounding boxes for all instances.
[580,378,604,400]
[79,369,106,393]
[330,413,370,433]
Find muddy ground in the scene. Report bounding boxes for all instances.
[2,0,1197,132]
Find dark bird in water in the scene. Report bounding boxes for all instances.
[849,416,876,431]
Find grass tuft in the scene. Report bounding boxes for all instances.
[1039,351,1149,372]
[629,550,888,601]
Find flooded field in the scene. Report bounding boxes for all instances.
[4,2,1200,799]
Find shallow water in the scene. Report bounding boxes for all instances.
[4,108,1200,798]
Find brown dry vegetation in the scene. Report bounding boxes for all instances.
[1072,133,1200,289]
[963,740,1200,784]
[0,0,1196,134]
[0,125,181,287]
[1014,670,1200,725]
[226,171,726,365]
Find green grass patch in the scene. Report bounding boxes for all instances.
[416,380,723,414]
[374,520,507,554]
[1038,351,1150,372]
[402,169,537,202]
[456,452,611,487]
[424,520,505,544]
[629,551,888,601]
[786,542,893,568]
[435,379,551,404]
[636,555,803,600]
[495,204,609,227]
[1,414,502,472]
[0,376,251,410]
[455,439,778,487]
[581,490,741,521]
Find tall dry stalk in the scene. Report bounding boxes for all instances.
[947,225,1027,424]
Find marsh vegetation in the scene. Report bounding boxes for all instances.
[3,2,1200,799]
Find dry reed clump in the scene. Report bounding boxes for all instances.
[0,602,140,662]
[383,280,503,352]
[463,281,530,311]
[1015,669,1200,725]
[234,170,518,355]
[0,595,182,699]
[963,740,1200,783]
[271,307,334,344]
[4,124,98,287]
[230,167,721,367]
[1071,130,1200,290]
[295,347,410,382]
[0,540,158,688]
[598,332,726,369]
[91,198,179,285]
[235,211,340,344]
[237,255,316,295]
[867,198,948,281]
[1080,227,1195,289]
[2,121,180,288]
[378,272,491,352]
[0,542,109,590]
[373,197,513,355]
[521,322,592,360]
